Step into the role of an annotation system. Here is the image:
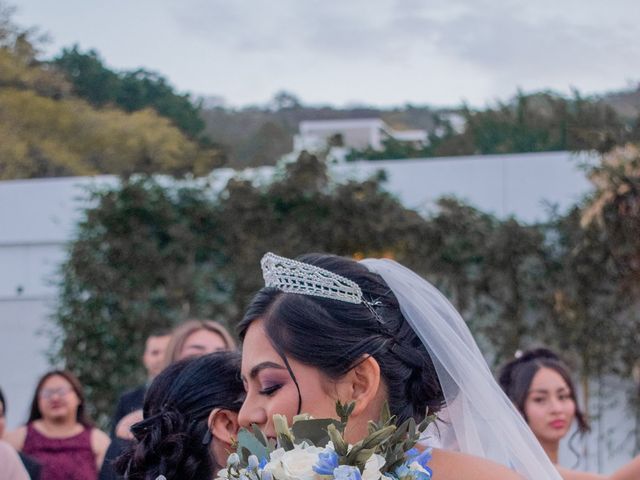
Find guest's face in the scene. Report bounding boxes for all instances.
[143,334,171,378]
[178,329,227,360]
[524,367,576,443]
[237,319,340,439]
[38,375,80,422]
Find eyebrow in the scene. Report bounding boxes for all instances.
[248,361,287,379]
[529,387,570,394]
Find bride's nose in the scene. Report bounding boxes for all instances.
[238,397,268,428]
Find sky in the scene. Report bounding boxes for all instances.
[11,0,640,108]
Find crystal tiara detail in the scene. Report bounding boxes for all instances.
[260,252,364,304]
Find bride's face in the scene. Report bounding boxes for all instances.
[238,319,343,438]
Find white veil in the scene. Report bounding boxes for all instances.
[360,258,562,479]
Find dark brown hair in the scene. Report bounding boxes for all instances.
[28,370,94,427]
[116,352,244,479]
[238,253,444,424]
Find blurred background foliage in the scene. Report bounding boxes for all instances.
[52,148,640,426]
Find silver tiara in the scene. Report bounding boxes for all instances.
[260,252,364,304]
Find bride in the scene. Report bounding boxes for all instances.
[237,253,562,479]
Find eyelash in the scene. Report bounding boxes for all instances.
[259,384,283,396]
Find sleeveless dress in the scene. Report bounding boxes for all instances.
[22,423,97,480]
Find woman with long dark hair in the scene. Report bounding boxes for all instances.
[4,370,110,480]
[499,348,640,480]
[116,351,244,480]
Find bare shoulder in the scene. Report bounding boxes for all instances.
[3,425,27,450]
[91,428,110,450]
[429,448,524,480]
[91,428,111,469]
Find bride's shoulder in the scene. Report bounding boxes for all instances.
[429,448,524,480]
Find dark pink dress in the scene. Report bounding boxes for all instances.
[22,423,97,480]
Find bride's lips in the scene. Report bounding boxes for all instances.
[549,419,566,429]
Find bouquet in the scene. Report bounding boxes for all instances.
[217,402,436,480]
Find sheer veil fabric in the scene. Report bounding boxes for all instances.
[361,258,562,479]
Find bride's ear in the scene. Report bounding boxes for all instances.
[208,408,240,446]
[343,355,382,416]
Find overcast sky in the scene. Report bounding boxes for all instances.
[12,0,640,108]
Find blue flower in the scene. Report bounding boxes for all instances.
[333,465,362,480]
[313,450,339,475]
[405,448,420,460]
[395,457,432,480]
[395,464,410,479]
[259,457,268,469]
[411,449,432,470]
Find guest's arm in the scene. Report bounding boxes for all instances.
[91,428,111,469]
[3,426,27,451]
[115,409,143,439]
[610,455,640,480]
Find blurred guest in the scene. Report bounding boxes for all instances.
[4,370,110,480]
[0,440,30,480]
[112,320,236,440]
[110,329,171,436]
[116,352,244,479]
[98,330,171,480]
[0,390,42,480]
[499,348,640,480]
[0,387,41,479]
[164,318,236,365]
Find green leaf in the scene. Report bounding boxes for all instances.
[291,418,342,446]
[277,432,294,450]
[237,428,271,462]
[327,423,348,457]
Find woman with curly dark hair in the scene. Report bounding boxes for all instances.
[116,351,244,480]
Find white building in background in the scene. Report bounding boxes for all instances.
[1,151,635,473]
[293,118,428,152]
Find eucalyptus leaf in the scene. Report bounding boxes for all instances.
[237,428,270,462]
[251,424,269,447]
[277,432,294,450]
[327,424,348,456]
[291,418,341,446]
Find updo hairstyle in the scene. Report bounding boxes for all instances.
[238,253,444,424]
[116,351,244,479]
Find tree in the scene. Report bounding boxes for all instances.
[52,46,119,105]
[0,7,223,180]
[53,178,232,421]
[0,89,224,179]
[53,47,206,139]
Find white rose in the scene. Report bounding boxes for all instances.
[265,445,324,480]
[408,461,430,475]
[216,468,229,480]
[362,453,386,480]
